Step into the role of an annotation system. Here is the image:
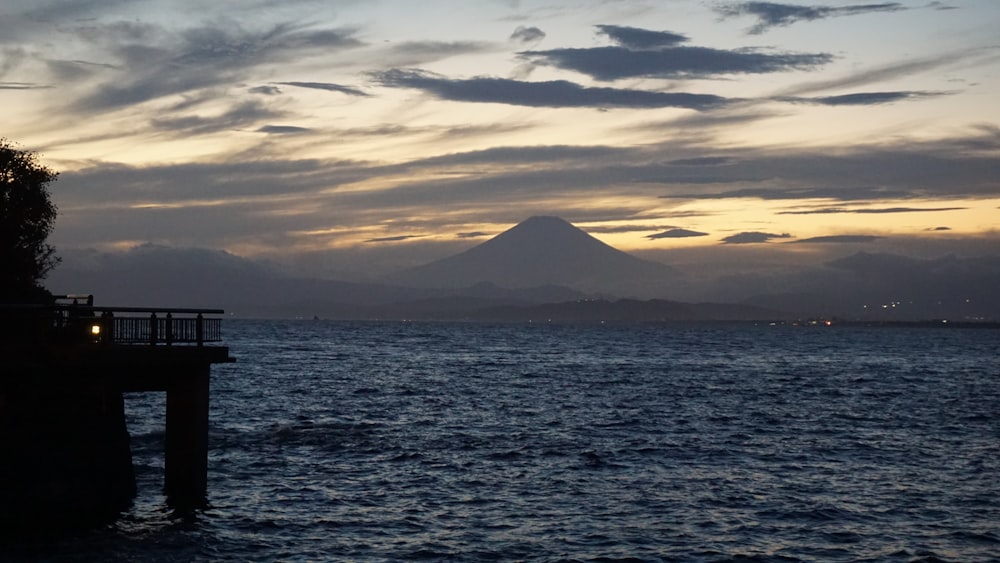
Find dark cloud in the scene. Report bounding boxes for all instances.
[365,235,425,243]
[58,158,367,207]
[668,156,735,166]
[721,232,792,244]
[249,85,282,95]
[779,91,943,106]
[778,206,967,215]
[275,81,369,96]
[10,0,137,25]
[510,26,546,44]
[257,125,313,135]
[456,231,491,239]
[647,228,709,239]
[928,226,952,231]
[645,175,767,185]
[653,138,1000,202]
[792,235,882,244]
[374,68,730,110]
[51,130,999,255]
[586,224,680,234]
[595,25,688,50]
[717,2,906,34]
[520,25,832,81]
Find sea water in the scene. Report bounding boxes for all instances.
[5,321,999,562]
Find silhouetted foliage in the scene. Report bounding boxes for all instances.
[1,139,59,303]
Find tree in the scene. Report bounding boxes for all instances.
[1,139,59,302]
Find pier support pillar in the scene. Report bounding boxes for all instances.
[164,364,210,507]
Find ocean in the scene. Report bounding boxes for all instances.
[4,320,999,562]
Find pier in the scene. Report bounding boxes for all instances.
[0,296,232,531]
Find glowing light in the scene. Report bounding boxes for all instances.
[91,324,102,336]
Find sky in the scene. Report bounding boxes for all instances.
[3,0,999,281]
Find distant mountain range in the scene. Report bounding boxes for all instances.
[46,218,1000,322]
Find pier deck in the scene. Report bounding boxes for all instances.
[2,296,233,517]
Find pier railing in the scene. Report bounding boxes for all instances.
[91,311,223,346]
[44,296,225,347]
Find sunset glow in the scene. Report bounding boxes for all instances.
[2,0,997,278]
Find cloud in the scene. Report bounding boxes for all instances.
[256,125,313,135]
[778,206,967,215]
[45,58,119,82]
[777,50,975,97]
[374,68,730,110]
[0,82,50,89]
[647,228,709,239]
[928,226,952,231]
[716,2,906,35]
[149,100,285,135]
[668,156,735,166]
[792,235,882,243]
[519,25,832,80]
[71,21,363,112]
[721,231,792,244]
[51,130,999,255]
[510,26,545,44]
[275,81,369,96]
[365,235,425,243]
[779,91,944,106]
[380,40,495,67]
[249,85,282,95]
[594,25,688,50]
[652,138,1000,202]
[456,231,491,239]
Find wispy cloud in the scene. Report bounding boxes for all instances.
[0,81,51,89]
[778,90,945,106]
[792,235,882,243]
[456,231,492,239]
[365,235,426,243]
[149,100,285,135]
[275,81,369,96]
[374,68,730,110]
[70,21,363,112]
[716,2,906,35]
[379,40,495,67]
[779,206,967,215]
[777,50,976,97]
[668,156,735,166]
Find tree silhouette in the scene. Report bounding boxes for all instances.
[1,139,59,303]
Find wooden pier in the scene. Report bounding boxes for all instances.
[1,296,232,529]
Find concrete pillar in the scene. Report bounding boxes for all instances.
[164,364,210,508]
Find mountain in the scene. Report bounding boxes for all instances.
[393,216,676,295]
[46,245,590,317]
